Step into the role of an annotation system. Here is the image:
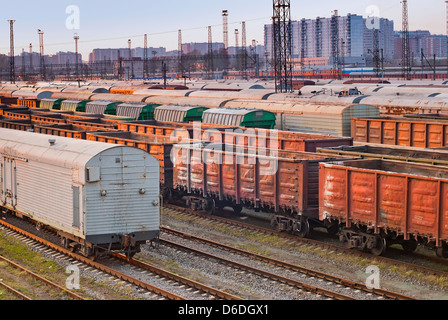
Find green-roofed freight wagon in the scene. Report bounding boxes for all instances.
[116,103,161,121]
[85,101,122,115]
[202,108,277,129]
[40,98,66,110]
[60,100,91,112]
[154,105,209,123]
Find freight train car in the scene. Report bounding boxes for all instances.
[60,100,91,112]
[319,159,448,257]
[39,98,66,110]
[201,108,277,129]
[85,131,174,188]
[116,103,160,120]
[351,116,448,148]
[154,105,209,123]
[85,100,122,116]
[0,128,160,259]
[171,143,352,236]
[17,98,41,109]
[317,144,448,167]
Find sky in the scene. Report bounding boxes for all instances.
[0,0,447,59]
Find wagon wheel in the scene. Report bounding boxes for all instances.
[205,199,216,215]
[326,223,340,236]
[370,236,387,256]
[294,218,310,238]
[60,237,68,249]
[233,204,243,215]
[270,217,279,229]
[163,188,173,204]
[436,245,448,259]
[401,240,418,253]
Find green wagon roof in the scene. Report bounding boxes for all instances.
[116,103,160,120]
[202,107,276,129]
[154,105,209,123]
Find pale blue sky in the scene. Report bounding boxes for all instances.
[0,0,446,58]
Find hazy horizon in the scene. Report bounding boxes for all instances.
[0,0,446,59]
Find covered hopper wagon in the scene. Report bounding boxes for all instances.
[201,107,277,129]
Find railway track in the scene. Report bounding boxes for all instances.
[0,217,238,301]
[160,226,417,301]
[0,280,32,300]
[163,203,448,281]
[106,254,242,300]
[0,252,84,300]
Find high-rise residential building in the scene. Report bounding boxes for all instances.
[264,13,394,68]
[363,18,395,62]
[394,30,448,60]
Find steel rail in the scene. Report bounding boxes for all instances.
[0,254,85,300]
[0,280,32,300]
[162,226,417,301]
[112,253,243,300]
[0,218,185,301]
[160,237,358,300]
[163,203,448,279]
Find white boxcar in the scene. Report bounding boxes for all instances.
[0,128,160,258]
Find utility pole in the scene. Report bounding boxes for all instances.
[74,33,79,79]
[251,39,260,78]
[331,10,341,80]
[373,28,381,77]
[421,48,437,81]
[401,0,411,79]
[118,50,124,80]
[446,0,448,77]
[272,0,293,93]
[162,61,167,89]
[38,29,46,81]
[21,48,25,81]
[144,34,149,79]
[8,20,16,84]
[208,26,214,79]
[128,39,134,79]
[235,29,239,72]
[242,21,248,79]
[178,30,183,76]
[29,43,33,75]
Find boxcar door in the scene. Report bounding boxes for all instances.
[2,158,17,207]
